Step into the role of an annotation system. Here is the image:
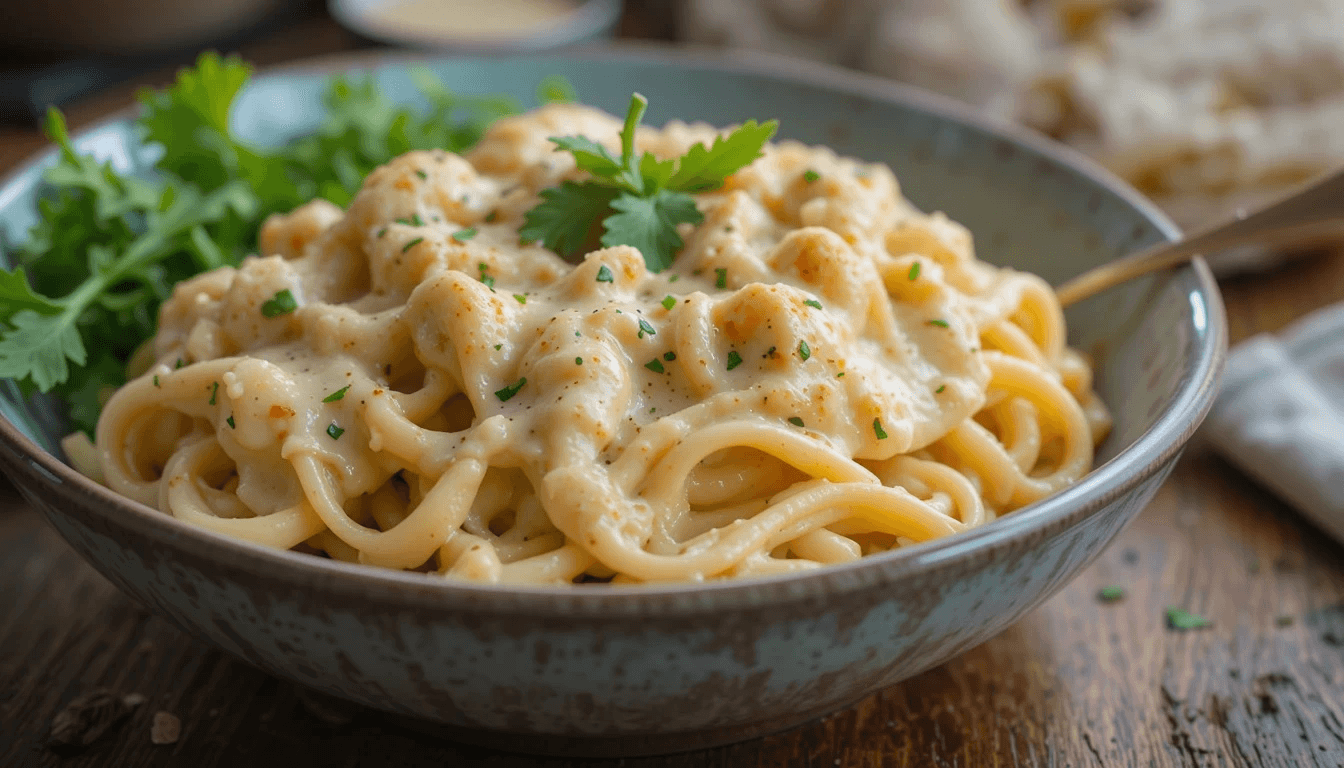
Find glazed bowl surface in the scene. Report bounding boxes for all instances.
[0,46,1225,757]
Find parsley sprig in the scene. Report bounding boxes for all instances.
[520,94,777,272]
[0,53,568,436]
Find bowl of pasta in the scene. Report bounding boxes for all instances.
[0,46,1224,756]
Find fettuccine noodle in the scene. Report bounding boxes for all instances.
[94,103,1109,584]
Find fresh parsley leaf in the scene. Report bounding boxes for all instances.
[519,181,617,257]
[668,119,778,193]
[261,289,297,317]
[494,377,527,402]
[804,299,822,309]
[788,417,804,427]
[326,422,345,440]
[661,295,676,310]
[1165,607,1211,630]
[1098,586,1125,603]
[601,191,702,273]
[323,385,350,402]
[524,93,774,272]
[873,418,888,440]
[644,358,665,374]
[726,350,743,370]
[548,136,623,177]
[595,265,614,283]
[908,262,921,281]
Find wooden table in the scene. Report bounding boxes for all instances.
[3,13,1344,768]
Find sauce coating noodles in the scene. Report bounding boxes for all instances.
[95,103,1110,584]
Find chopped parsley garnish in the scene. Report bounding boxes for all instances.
[415,169,427,180]
[493,343,502,350]
[175,358,185,369]
[836,371,845,378]
[935,384,946,393]
[663,351,676,361]
[803,299,823,309]
[513,294,527,304]
[668,274,680,282]
[715,267,728,289]
[803,169,820,182]
[1097,586,1124,603]
[927,319,949,328]
[726,351,743,370]
[401,237,423,253]
[908,262,921,281]
[798,340,811,361]
[484,211,498,223]
[575,357,584,365]
[208,381,218,405]
[226,415,235,429]
[377,226,388,238]
[411,213,424,226]
[477,262,495,288]
[637,318,656,338]
[326,422,345,440]
[519,93,776,272]
[1165,607,1210,630]
[453,227,477,241]
[873,418,888,440]
[153,375,160,387]
[644,359,665,374]
[661,295,676,311]
[261,289,297,317]
[323,385,350,403]
[494,377,526,402]
[788,416,804,427]
[595,265,614,283]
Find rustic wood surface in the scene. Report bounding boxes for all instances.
[2,10,1344,767]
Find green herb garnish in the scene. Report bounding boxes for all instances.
[494,377,526,402]
[803,169,820,182]
[0,52,527,435]
[261,289,297,317]
[1097,586,1124,603]
[927,319,950,328]
[663,351,676,361]
[226,415,235,429]
[798,340,811,361]
[715,267,728,289]
[513,294,527,304]
[323,385,350,403]
[1165,607,1211,630]
[726,351,743,370]
[803,299,823,309]
[908,262,921,281]
[575,357,583,365]
[519,93,776,271]
[326,422,345,440]
[453,227,477,241]
[402,237,423,253]
[788,417,804,427]
[661,295,676,311]
[595,265,614,283]
[873,418,888,440]
[644,359,665,374]
[208,381,218,405]
[935,384,946,394]
[637,318,656,338]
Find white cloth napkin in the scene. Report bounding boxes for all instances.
[1205,303,1344,544]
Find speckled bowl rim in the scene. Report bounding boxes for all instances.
[0,43,1227,617]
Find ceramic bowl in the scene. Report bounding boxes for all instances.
[0,47,1225,757]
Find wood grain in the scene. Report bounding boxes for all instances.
[1,10,1343,767]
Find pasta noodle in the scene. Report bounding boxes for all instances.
[94,103,1110,584]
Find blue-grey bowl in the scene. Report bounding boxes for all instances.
[0,46,1226,757]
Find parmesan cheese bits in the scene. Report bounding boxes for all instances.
[96,101,1109,584]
